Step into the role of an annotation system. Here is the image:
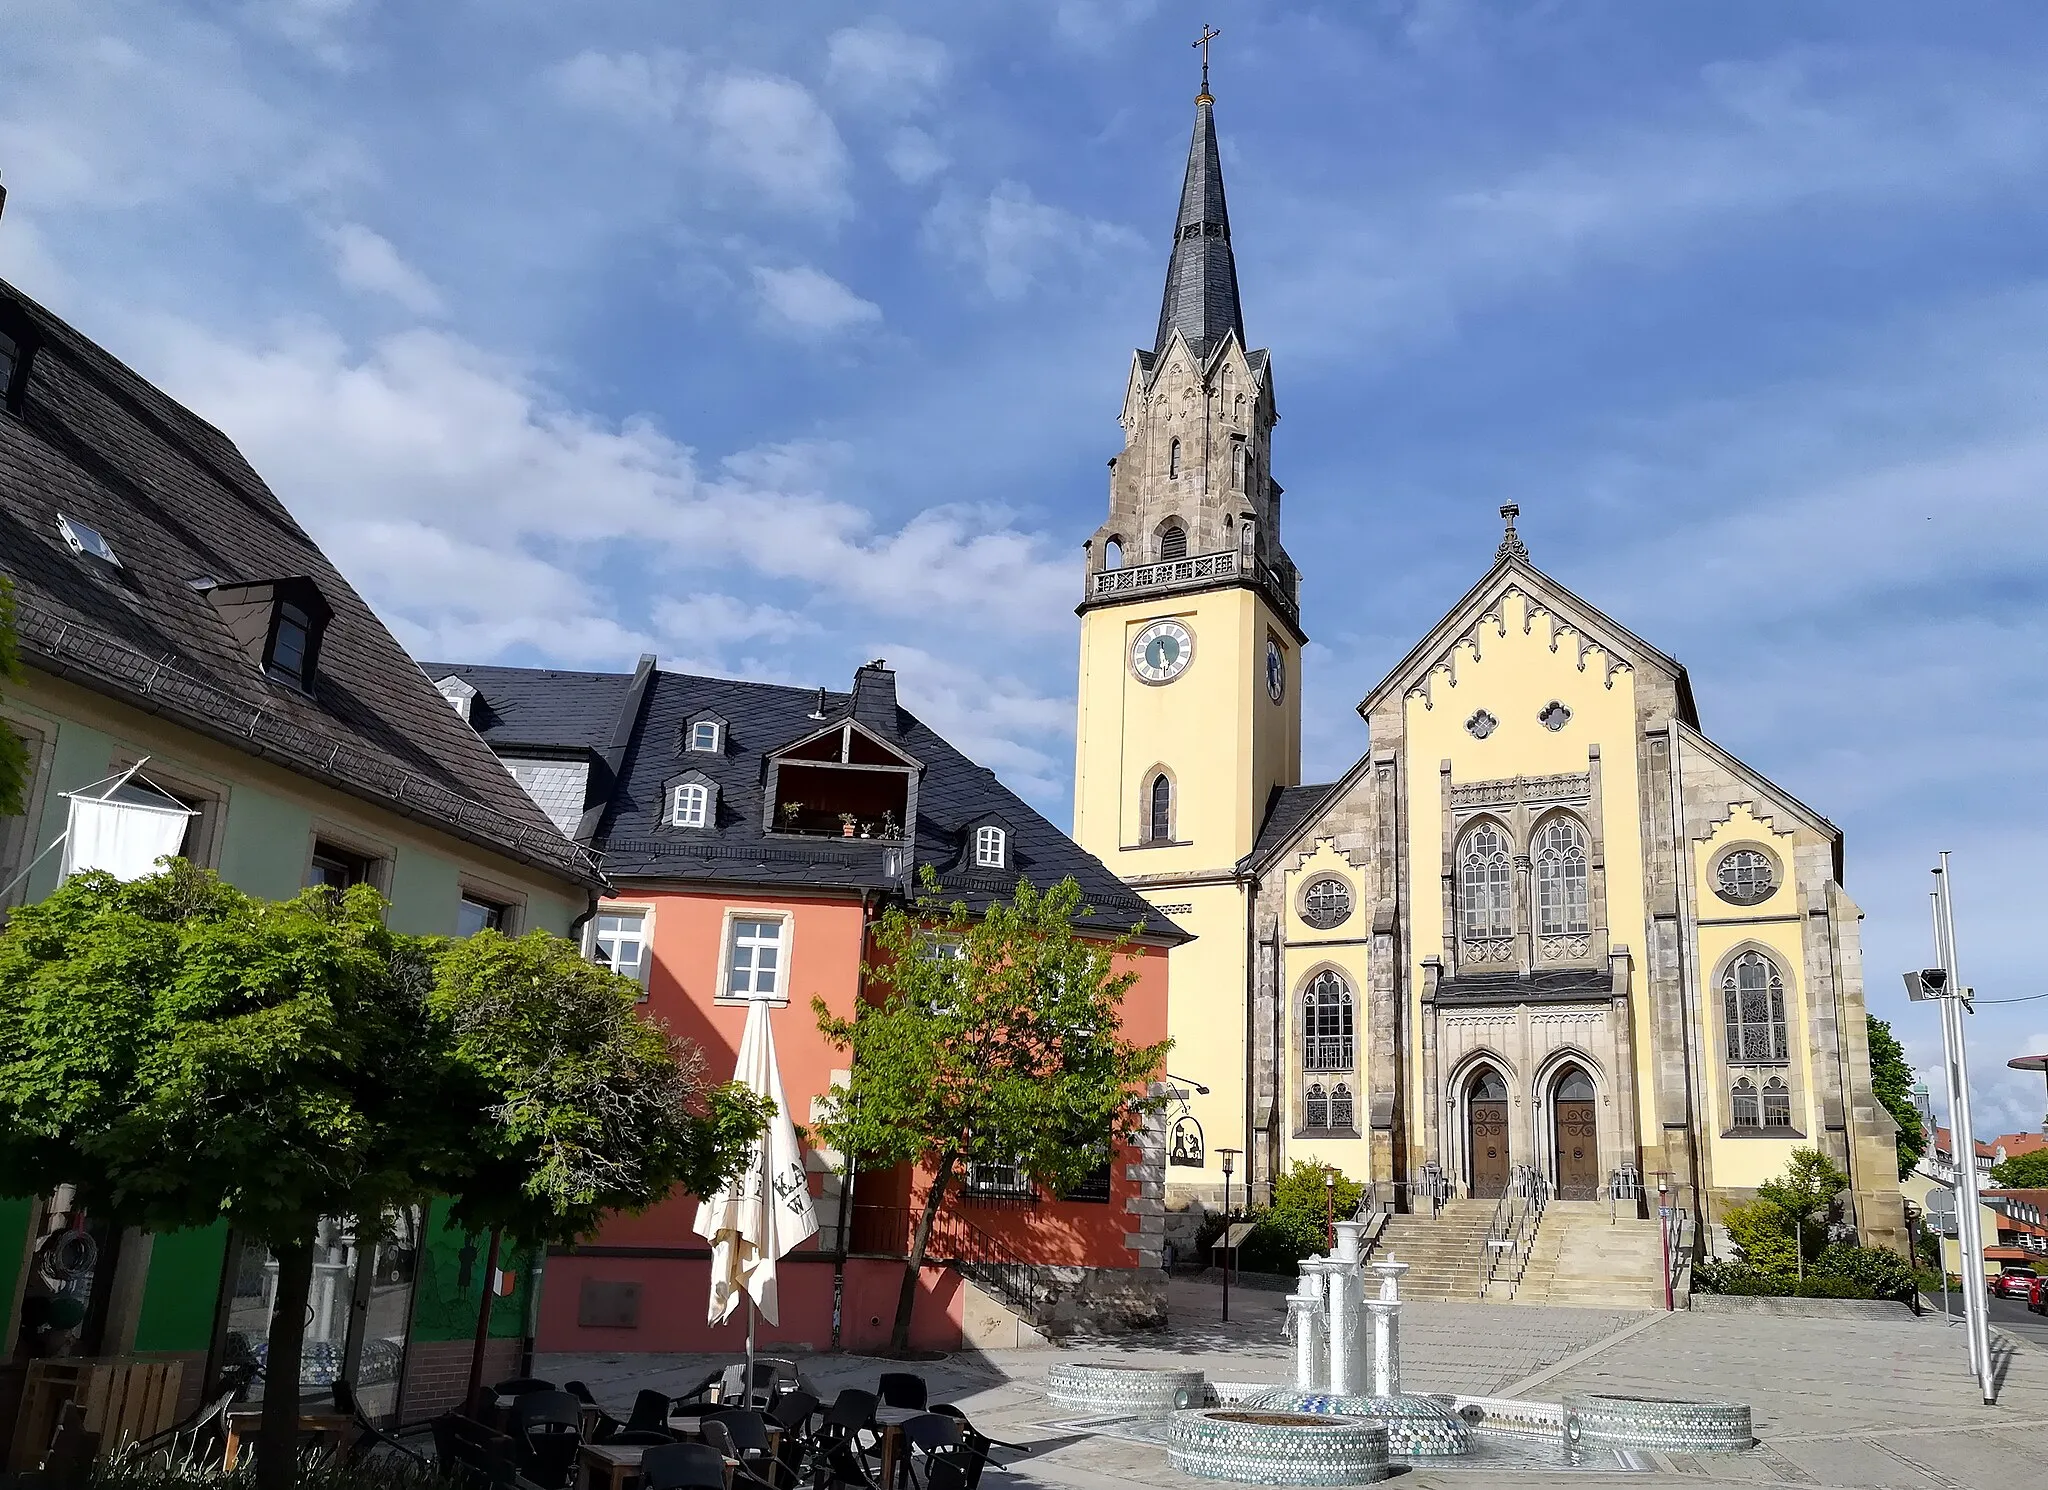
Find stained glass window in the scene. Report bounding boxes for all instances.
[1460,822,1513,939]
[1716,848,1776,905]
[1302,876,1352,930]
[1331,1084,1355,1131]
[1302,971,1354,1071]
[1535,817,1589,936]
[1722,951,1788,1062]
[1305,1083,1329,1131]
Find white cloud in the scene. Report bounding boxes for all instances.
[1044,0,1159,52]
[923,180,1142,299]
[123,315,1074,677]
[244,0,367,69]
[825,20,949,116]
[885,127,949,185]
[880,643,1073,798]
[549,49,849,216]
[321,222,443,315]
[655,595,815,649]
[751,264,880,336]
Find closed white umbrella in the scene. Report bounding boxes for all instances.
[693,996,818,1394]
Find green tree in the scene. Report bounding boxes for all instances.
[814,869,1170,1354]
[0,577,29,817]
[0,863,758,1490]
[1866,1015,1925,1180]
[1721,1199,1799,1276]
[1756,1146,1850,1281]
[1990,1147,2048,1189]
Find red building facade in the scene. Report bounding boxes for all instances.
[430,658,1182,1352]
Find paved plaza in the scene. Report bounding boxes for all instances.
[543,1278,2048,1489]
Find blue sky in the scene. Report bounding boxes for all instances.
[5,0,2048,1135]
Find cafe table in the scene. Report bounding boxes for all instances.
[872,1405,924,1490]
[222,1409,353,1469]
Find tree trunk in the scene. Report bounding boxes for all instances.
[464,1229,503,1415]
[257,1234,315,1490]
[890,1153,956,1356]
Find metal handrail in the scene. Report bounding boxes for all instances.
[1665,1207,1692,1303]
[1507,1176,1551,1297]
[1480,1166,1533,1295]
[1608,1164,1643,1225]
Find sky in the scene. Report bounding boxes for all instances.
[4,1,2047,1137]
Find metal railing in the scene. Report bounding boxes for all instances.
[1357,1171,1447,1221]
[1480,1167,1551,1298]
[1608,1164,1643,1225]
[1086,548,1301,626]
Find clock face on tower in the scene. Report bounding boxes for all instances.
[1265,638,1286,703]
[1130,619,1194,685]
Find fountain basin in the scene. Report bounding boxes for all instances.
[1165,1409,1390,1485]
[1562,1393,1753,1452]
[1045,1362,1208,1415]
[1239,1388,1472,1455]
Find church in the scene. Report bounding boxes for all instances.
[1070,79,1906,1270]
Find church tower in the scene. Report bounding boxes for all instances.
[1073,74,1302,1198]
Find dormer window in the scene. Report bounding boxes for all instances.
[269,603,313,685]
[765,710,918,842]
[0,316,35,416]
[205,577,333,692]
[974,825,1007,869]
[685,716,725,753]
[671,781,711,829]
[436,675,478,722]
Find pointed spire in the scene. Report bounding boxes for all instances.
[1153,90,1245,364]
[1495,504,1529,565]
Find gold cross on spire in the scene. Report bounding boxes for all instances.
[1193,24,1221,103]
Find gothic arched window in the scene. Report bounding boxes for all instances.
[1458,822,1513,942]
[1158,521,1188,561]
[1330,1083,1355,1131]
[1762,1077,1792,1129]
[1302,971,1354,1072]
[1730,1077,1760,1129]
[1233,444,1246,490]
[1147,772,1173,843]
[1168,437,1181,479]
[1103,537,1124,570]
[1305,1083,1329,1131]
[1534,816,1590,937]
[1723,951,1789,1063]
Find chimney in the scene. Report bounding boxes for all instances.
[851,659,898,733]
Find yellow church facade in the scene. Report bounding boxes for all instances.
[1072,88,1906,1259]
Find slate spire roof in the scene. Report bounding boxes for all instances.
[1153,94,1246,364]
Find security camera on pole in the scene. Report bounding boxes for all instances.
[1903,851,1995,1406]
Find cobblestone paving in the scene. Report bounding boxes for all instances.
[540,1283,2048,1489]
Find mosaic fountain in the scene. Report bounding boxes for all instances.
[1040,1217,1754,1485]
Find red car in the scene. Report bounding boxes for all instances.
[1989,1269,2037,1300]
[2029,1276,2048,1315]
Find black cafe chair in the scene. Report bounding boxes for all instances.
[876,1375,927,1411]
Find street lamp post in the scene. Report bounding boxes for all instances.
[1657,1177,1673,1312]
[1218,1147,1241,1324]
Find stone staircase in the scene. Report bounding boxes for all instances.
[1366,1200,1499,1302]
[1507,1200,1668,1309]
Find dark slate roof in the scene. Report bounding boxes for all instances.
[1153,97,1246,364]
[426,662,631,755]
[1436,969,1613,1005]
[434,660,1189,943]
[1243,783,1337,870]
[0,278,597,887]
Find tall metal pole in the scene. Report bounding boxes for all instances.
[1929,890,1963,1335]
[1935,855,1995,1405]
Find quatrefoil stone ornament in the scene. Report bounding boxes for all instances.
[1539,700,1572,731]
[1465,708,1498,740]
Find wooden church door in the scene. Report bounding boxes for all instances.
[1553,1068,1600,1200]
[1467,1069,1510,1200]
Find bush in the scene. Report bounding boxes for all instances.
[1812,1242,1915,1301]
[1794,1274,1874,1299]
[1692,1259,1795,1296]
[1722,1199,1801,1274]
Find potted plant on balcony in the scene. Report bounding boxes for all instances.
[839,812,858,838]
[779,801,802,830]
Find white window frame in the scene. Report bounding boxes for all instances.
[589,902,654,998]
[973,824,1006,869]
[718,907,793,1005]
[671,781,712,829]
[688,720,723,753]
